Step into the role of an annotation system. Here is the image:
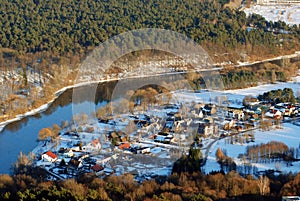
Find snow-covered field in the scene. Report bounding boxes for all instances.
[226,81,300,97]
[174,77,300,107]
[204,123,300,175]
[243,4,300,25]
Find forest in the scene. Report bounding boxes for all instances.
[0,0,299,60]
[1,0,300,121]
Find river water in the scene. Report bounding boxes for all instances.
[0,73,190,174]
[0,81,118,174]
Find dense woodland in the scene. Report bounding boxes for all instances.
[0,0,299,59]
[1,0,300,120]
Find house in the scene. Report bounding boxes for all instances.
[120,135,129,142]
[59,148,74,158]
[83,139,101,153]
[91,164,104,172]
[227,110,244,120]
[136,147,151,154]
[282,105,297,116]
[119,143,131,150]
[196,119,218,136]
[68,158,83,170]
[197,122,216,136]
[202,104,217,115]
[110,131,119,139]
[42,151,57,163]
[223,120,235,130]
[96,156,112,165]
[265,109,282,119]
[154,135,166,143]
[154,133,174,144]
[174,120,185,132]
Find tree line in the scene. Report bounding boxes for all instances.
[243,141,297,163]
[258,88,296,104]
[0,169,299,201]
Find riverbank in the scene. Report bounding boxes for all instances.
[0,76,124,133]
[1,51,299,133]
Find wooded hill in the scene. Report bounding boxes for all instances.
[0,0,300,126]
[0,0,300,62]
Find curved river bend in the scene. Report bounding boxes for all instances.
[0,80,119,174]
[0,74,187,174]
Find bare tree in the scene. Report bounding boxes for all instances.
[38,127,53,141]
[257,175,270,196]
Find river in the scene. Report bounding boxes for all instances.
[0,73,190,174]
[0,81,118,174]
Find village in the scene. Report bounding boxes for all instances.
[32,88,300,181]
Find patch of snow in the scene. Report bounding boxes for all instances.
[243,4,300,25]
[225,80,300,97]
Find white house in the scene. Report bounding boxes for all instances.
[83,139,101,153]
[136,147,151,154]
[62,149,74,158]
[265,109,282,119]
[42,151,57,163]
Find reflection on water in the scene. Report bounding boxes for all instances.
[0,81,117,174]
[0,73,190,174]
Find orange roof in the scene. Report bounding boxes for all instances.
[118,143,131,149]
[45,151,57,159]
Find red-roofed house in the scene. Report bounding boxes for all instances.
[118,143,131,150]
[42,151,57,162]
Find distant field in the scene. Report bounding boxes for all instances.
[243,4,300,25]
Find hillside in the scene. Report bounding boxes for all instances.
[0,0,299,60]
[0,0,300,124]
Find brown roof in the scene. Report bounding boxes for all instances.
[91,164,104,172]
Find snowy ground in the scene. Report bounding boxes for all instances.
[174,76,300,107]
[204,123,300,175]
[174,78,300,175]
[225,81,300,98]
[243,4,300,25]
